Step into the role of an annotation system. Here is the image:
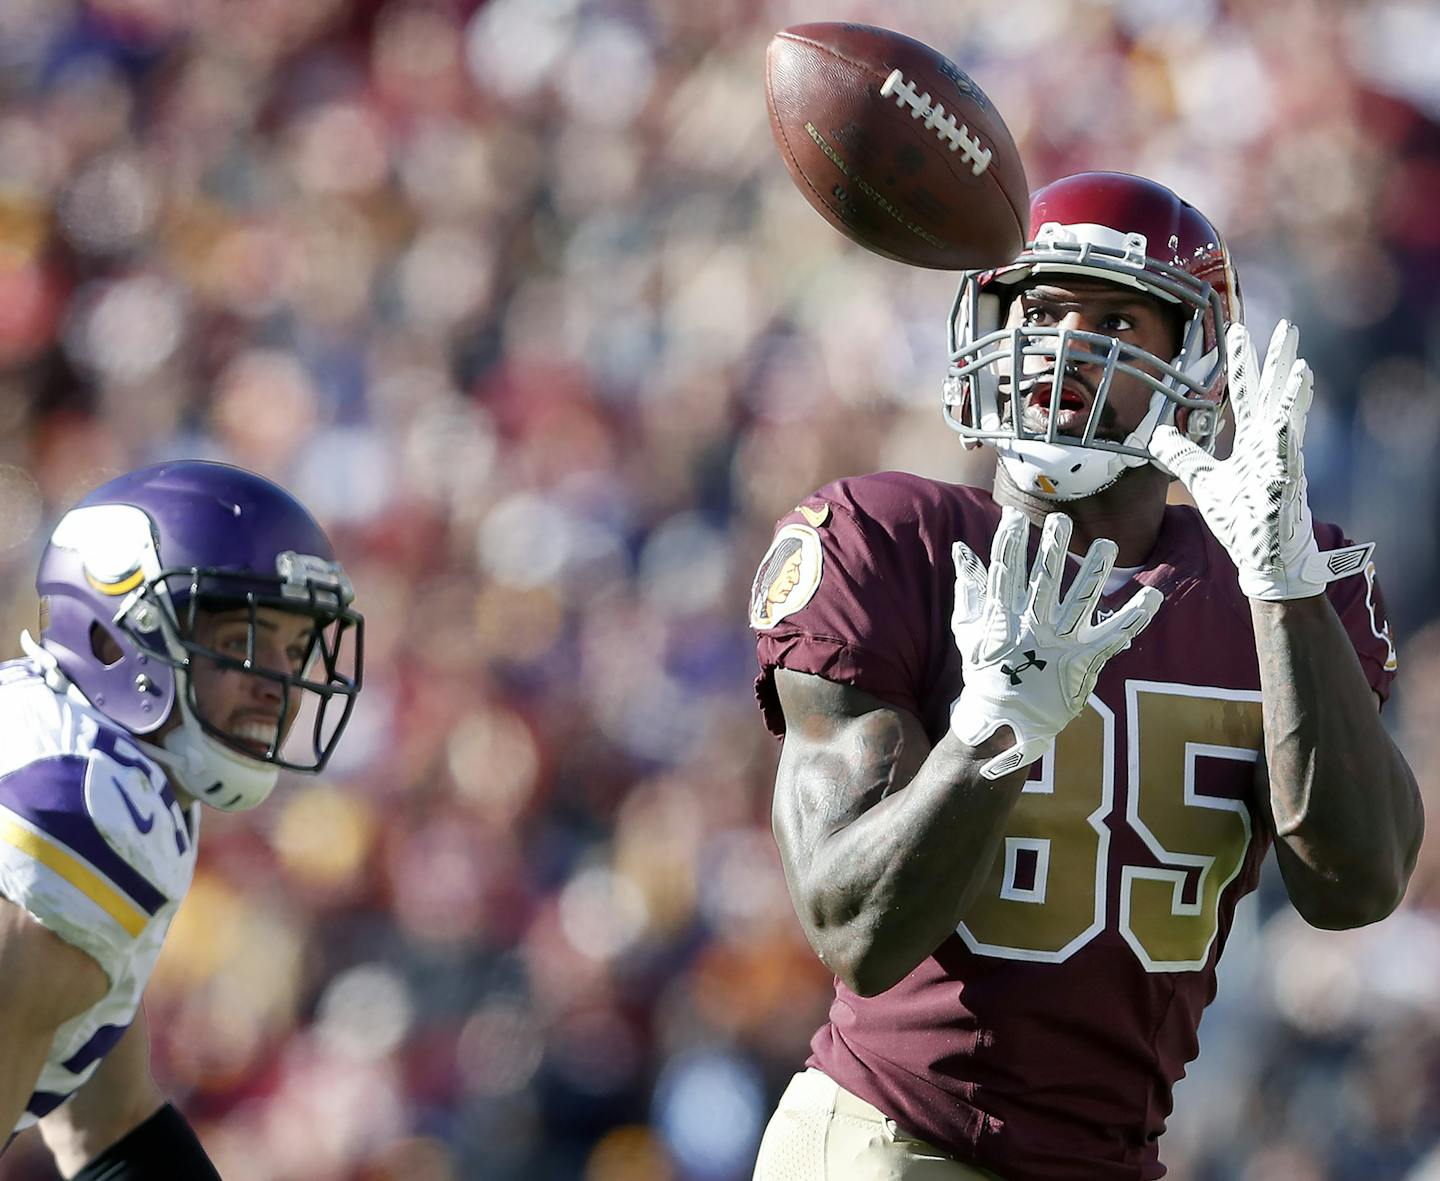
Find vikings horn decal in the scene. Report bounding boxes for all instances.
[49,505,159,597]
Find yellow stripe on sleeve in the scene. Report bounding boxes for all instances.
[0,819,147,938]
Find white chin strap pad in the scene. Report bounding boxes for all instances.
[138,684,280,811]
[995,389,1172,501]
[996,441,1135,500]
[156,726,279,812]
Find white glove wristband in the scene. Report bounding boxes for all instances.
[950,692,1055,780]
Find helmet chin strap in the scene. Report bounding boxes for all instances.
[993,388,1171,501]
[995,442,1135,500]
[134,681,279,813]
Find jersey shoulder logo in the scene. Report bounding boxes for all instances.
[750,523,823,631]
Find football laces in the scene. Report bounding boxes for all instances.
[879,69,993,175]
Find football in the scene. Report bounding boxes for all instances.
[765,23,1028,270]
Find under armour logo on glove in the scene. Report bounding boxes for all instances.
[950,509,1163,779]
[1002,651,1046,684]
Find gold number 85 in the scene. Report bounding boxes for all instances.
[958,681,1265,973]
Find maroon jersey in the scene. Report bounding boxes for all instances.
[750,472,1398,1181]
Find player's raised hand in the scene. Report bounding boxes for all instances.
[950,508,1162,780]
[1150,320,1373,600]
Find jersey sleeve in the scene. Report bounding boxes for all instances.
[0,755,173,982]
[750,474,965,735]
[1318,522,1400,704]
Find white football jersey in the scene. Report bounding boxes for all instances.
[0,659,197,1133]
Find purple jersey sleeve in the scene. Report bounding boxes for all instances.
[750,474,996,736]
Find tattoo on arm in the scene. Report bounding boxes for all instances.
[768,668,1028,993]
[773,670,926,854]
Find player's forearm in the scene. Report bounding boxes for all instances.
[39,1014,164,1177]
[0,1044,46,1154]
[0,1016,62,1146]
[0,902,113,1148]
[1252,595,1423,927]
[793,730,1028,996]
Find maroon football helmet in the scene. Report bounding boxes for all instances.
[944,171,1243,499]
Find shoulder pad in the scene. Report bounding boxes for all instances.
[0,748,190,942]
[82,736,194,900]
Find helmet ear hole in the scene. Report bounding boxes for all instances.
[89,621,124,667]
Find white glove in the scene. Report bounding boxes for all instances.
[951,508,1163,780]
[1150,320,1373,601]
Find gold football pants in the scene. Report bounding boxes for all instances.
[752,1069,1006,1181]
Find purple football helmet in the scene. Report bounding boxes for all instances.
[31,461,363,810]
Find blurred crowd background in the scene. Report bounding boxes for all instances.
[0,0,1437,1178]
